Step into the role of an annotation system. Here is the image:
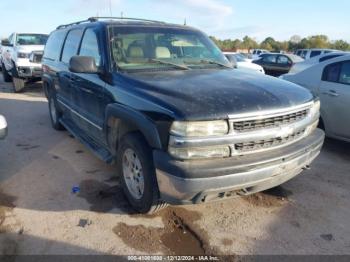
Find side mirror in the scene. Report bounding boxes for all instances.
[225,55,238,69]
[69,56,99,74]
[1,39,12,47]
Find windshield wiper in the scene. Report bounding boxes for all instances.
[150,59,190,70]
[199,59,233,69]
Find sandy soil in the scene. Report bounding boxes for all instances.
[0,79,349,256]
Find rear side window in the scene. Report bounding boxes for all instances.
[319,54,343,63]
[263,55,277,63]
[339,61,350,85]
[61,29,83,64]
[322,62,341,82]
[44,30,66,61]
[79,28,101,66]
[310,51,322,58]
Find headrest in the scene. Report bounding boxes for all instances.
[128,46,144,58]
[155,47,171,59]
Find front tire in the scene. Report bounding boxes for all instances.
[1,63,12,82]
[48,92,64,131]
[12,77,26,93]
[117,133,167,214]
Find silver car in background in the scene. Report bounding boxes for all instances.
[281,55,350,142]
[0,115,7,139]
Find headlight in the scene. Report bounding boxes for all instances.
[169,146,230,160]
[18,52,30,58]
[170,120,229,137]
[310,100,321,118]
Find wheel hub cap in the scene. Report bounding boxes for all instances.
[122,148,145,200]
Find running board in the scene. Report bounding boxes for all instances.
[60,118,114,164]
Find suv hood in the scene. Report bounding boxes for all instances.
[16,45,45,53]
[118,69,314,120]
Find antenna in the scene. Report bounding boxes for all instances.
[121,11,124,18]
[184,18,187,26]
[109,0,113,16]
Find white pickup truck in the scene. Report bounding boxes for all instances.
[1,33,48,92]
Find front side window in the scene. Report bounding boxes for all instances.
[79,28,101,66]
[61,29,83,64]
[16,34,48,45]
[109,26,231,72]
[339,61,350,85]
[322,62,341,82]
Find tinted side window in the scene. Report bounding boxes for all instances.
[277,55,289,64]
[44,30,67,61]
[322,62,341,82]
[339,61,350,85]
[61,29,83,64]
[79,29,101,66]
[319,54,343,63]
[263,55,277,63]
[310,51,322,58]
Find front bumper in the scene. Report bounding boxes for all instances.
[16,59,42,78]
[153,129,324,205]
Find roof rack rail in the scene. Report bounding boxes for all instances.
[56,17,97,30]
[88,17,166,24]
[56,17,166,30]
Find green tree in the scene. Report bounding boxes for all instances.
[332,40,350,51]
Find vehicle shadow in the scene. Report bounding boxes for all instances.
[0,81,43,98]
[0,233,121,256]
[0,95,135,215]
[248,137,350,255]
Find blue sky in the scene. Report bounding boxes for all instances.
[1,0,349,42]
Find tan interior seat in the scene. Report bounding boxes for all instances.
[128,46,144,58]
[155,47,171,59]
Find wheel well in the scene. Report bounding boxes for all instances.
[318,117,325,130]
[107,117,150,154]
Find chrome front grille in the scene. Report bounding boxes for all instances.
[168,101,319,159]
[232,109,308,133]
[234,129,306,153]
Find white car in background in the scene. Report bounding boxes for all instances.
[289,52,348,74]
[281,55,350,142]
[0,115,7,139]
[296,49,340,60]
[250,49,269,60]
[224,52,265,74]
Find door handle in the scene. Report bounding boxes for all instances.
[322,90,339,97]
[80,87,94,94]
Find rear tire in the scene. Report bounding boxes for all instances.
[117,132,167,214]
[48,91,64,131]
[12,77,26,93]
[1,63,12,82]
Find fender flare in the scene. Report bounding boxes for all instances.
[105,104,163,150]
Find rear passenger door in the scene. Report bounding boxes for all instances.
[57,28,84,118]
[71,27,106,144]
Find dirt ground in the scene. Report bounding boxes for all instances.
[0,78,349,256]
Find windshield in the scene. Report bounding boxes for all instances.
[16,34,48,46]
[109,26,231,71]
[233,53,246,62]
